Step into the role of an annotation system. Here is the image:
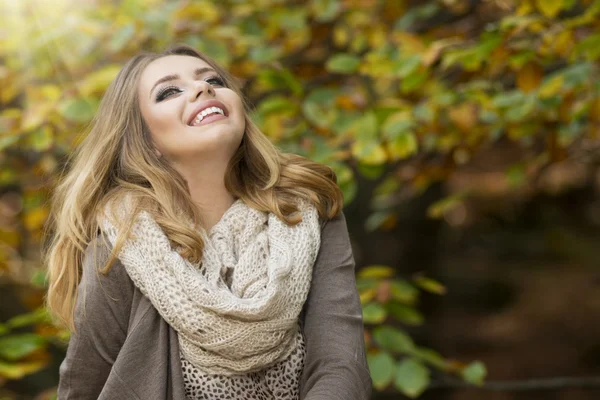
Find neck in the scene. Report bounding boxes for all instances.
[173,159,236,232]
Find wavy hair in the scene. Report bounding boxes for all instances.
[43,44,343,331]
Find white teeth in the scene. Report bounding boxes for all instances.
[192,107,225,126]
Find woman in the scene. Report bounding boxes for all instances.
[44,44,372,400]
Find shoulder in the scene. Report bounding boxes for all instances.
[79,234,134,300]
[319,209,348,233]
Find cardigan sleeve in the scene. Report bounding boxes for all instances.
[299,210,372,400]
[57,237,134,400]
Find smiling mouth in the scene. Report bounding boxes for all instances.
[189,106,226,126]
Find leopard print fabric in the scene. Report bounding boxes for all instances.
[181,331,306,400]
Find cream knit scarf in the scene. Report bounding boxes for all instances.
[100,197,321,376]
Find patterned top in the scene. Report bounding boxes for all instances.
[181,331,306,400]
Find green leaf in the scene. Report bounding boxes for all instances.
[352,141,387,165]
[257,96,297,115]
[373,326,415,353]
[362,303,388,324]
[562,63,594,89]
[351,111,379,141]
[414,276,447,295]
[5,308,49,330]
[401,70,428,93]
[27,126,53,152]
[249,45,284,63]
[390,280,419,304]
[394,3,439,31]
[59,98,99,123]
[302,88,338,128]
[30,270,48,288]
[461,361,487,386]
[356,279,379,292]
[386,303,424,326]
[492,90,526,108]
[109,23,135,52]
[310,0,342,22]
[505,95,536,122]
[0,359,47,380]
[535,0,565,17]
[357,162,385,180]
[427,192,468,220]
[0,133,22,151]
[269,8,308,32]
[368,351,396,390]
[388,132,418,160]
[257,69,304,97]
[394,358,430,398]
[0,334,46,361]
[393,55,422,78]
[330,162,357,205]
[365,210,395,232]
[411,346,448,370]
[506,163,526,187]
[358,265,395,280]
[383,111,414,139]
[326,53,361,74]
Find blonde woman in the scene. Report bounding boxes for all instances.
[44,44,371,400]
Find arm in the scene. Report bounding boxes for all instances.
[57,237,133,399]
[300,211,372,400]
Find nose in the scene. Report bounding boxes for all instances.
[188,80,215,102]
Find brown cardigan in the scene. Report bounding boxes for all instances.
[57,210,372,399]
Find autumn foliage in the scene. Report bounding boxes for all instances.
[0,0,598,397]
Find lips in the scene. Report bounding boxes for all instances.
[187,99,229,126]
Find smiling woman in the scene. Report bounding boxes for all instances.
[43,44,372,400]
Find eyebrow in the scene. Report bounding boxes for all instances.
[149,67,217,99]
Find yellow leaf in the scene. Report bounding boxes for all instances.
[535,0,564,17]
[352,142,388,165]
[448,103,478,131]
[359,265,396,279]
[368,25,388,48]
[333,24,350,47]
[27,126,54,152]
[387,133,418,161]
[79,64,122,97]
[538,74,564,98]
[517,0,534,15]
[172,1,221,24]
[0,359,47,380]
[516,62,543,93]
[391,32,426,54]
[552,30,574,57]
[0,109,21,135]
[360,288,377,304]
[23,207,49,231]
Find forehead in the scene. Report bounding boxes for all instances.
[138,55,211,92]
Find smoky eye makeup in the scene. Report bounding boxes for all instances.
[155,86,182,102]
[205,75,226,87]
[154,75,227,102]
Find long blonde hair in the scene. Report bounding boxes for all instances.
[43,45,343,331]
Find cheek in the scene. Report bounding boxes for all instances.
[143,105,180,141]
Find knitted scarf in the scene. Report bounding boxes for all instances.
[100,198,321,375]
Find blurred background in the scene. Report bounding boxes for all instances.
[1,0,599,398]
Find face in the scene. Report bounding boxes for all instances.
[137,55,245,166]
